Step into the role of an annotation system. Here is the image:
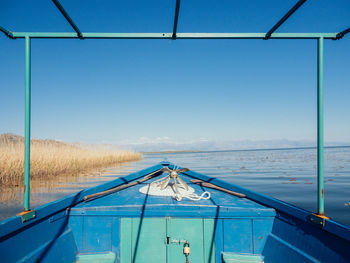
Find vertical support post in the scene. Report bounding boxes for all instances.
[24,36,31,211]
[317,37,324,216]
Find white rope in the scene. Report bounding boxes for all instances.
[174,191,211,201]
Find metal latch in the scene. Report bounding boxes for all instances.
[165,237,188,245]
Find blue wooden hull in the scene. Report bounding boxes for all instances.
[1,162,350,262]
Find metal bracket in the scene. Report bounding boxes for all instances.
[309,213,329,228]
[17,210,36,223]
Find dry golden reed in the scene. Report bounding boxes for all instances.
[0,138,142,187]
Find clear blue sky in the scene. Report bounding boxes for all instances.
[1,0,349,147]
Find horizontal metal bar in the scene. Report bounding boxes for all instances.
[13,32,81,38]
[265,0,307,39]
[0,25,14,38]
[176,33,337,39]
[11,32,338,39]
[52,0,83,38]
[84,33,173,39]
[335,27,350,40]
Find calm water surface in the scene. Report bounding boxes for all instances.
[1,147,349,225]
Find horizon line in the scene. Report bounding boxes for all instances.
[143,145,350,154]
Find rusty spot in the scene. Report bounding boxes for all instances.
[321,188,324,198]
[311,213,330,219]
[17,209,34,216]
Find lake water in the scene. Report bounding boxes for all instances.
[1,147,349,225]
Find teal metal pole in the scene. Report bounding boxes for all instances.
[24,36,31,211]
[317,37,324,216]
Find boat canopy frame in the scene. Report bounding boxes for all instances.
[1,0,349,222]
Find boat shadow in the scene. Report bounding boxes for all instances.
[35,192,82,262]
[132,183,150,263]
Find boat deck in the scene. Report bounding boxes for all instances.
[71,175,276,218]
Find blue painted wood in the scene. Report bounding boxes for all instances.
[223,219,253,254]
[77,176,265,211]
[72,174,276,218]
[111,217,120,262]
[69,207,275,218]
[76,252,116,263]
[68,215,83,251]
[214,218,224,263]
[263,234,321,263]
[18,229,78,263]
[252,218,274,254]
[222,252,264,263]
[0,212,77,262]
[264,215,350,262]
[83,216,112,253]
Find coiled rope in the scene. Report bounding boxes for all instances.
[139,175,211,201]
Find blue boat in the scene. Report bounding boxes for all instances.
[1,1,350,262]
[1,162,350,262]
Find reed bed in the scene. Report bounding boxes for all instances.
[0,139,142,187]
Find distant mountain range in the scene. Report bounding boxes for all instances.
[118,137,350,152]
[2,133,348,152]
